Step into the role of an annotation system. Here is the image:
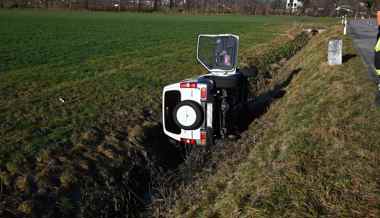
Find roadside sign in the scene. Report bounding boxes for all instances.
[328,39,342,65]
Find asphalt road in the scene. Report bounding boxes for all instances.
[349,19,378,81]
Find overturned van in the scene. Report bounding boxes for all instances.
[162,34,250,145]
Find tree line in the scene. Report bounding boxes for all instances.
[0,0,287,14]
[0,0,377,16]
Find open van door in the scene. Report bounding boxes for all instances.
[197,34,239,76]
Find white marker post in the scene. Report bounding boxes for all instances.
[344,16,347,35]
[328,39,343,65]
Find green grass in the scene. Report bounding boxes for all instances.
[0,10,336,217]
[169,26,380,217]
[0,10,333,161]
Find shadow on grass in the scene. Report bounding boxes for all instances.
[238,68,302,132]
[343,54,357,63]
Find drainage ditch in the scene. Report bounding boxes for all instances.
[134,33,311,217]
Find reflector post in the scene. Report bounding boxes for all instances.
[180,82,197,88]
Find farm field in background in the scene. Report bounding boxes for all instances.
[0,10,333,161]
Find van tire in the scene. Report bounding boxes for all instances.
[172,101,203,130]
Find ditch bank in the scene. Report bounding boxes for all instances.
[0,30,314,218]
[165,26,380,218]
[143,31,311,217]
[148,31,310,217]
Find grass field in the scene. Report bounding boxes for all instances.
[0,10,335,217]
[0,10,334,158]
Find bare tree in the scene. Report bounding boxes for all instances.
[271,0,285,10]
[137,0,142,11]
[153,0,160,11]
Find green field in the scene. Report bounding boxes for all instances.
[0,10,334,217]
[0,10,332,160]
